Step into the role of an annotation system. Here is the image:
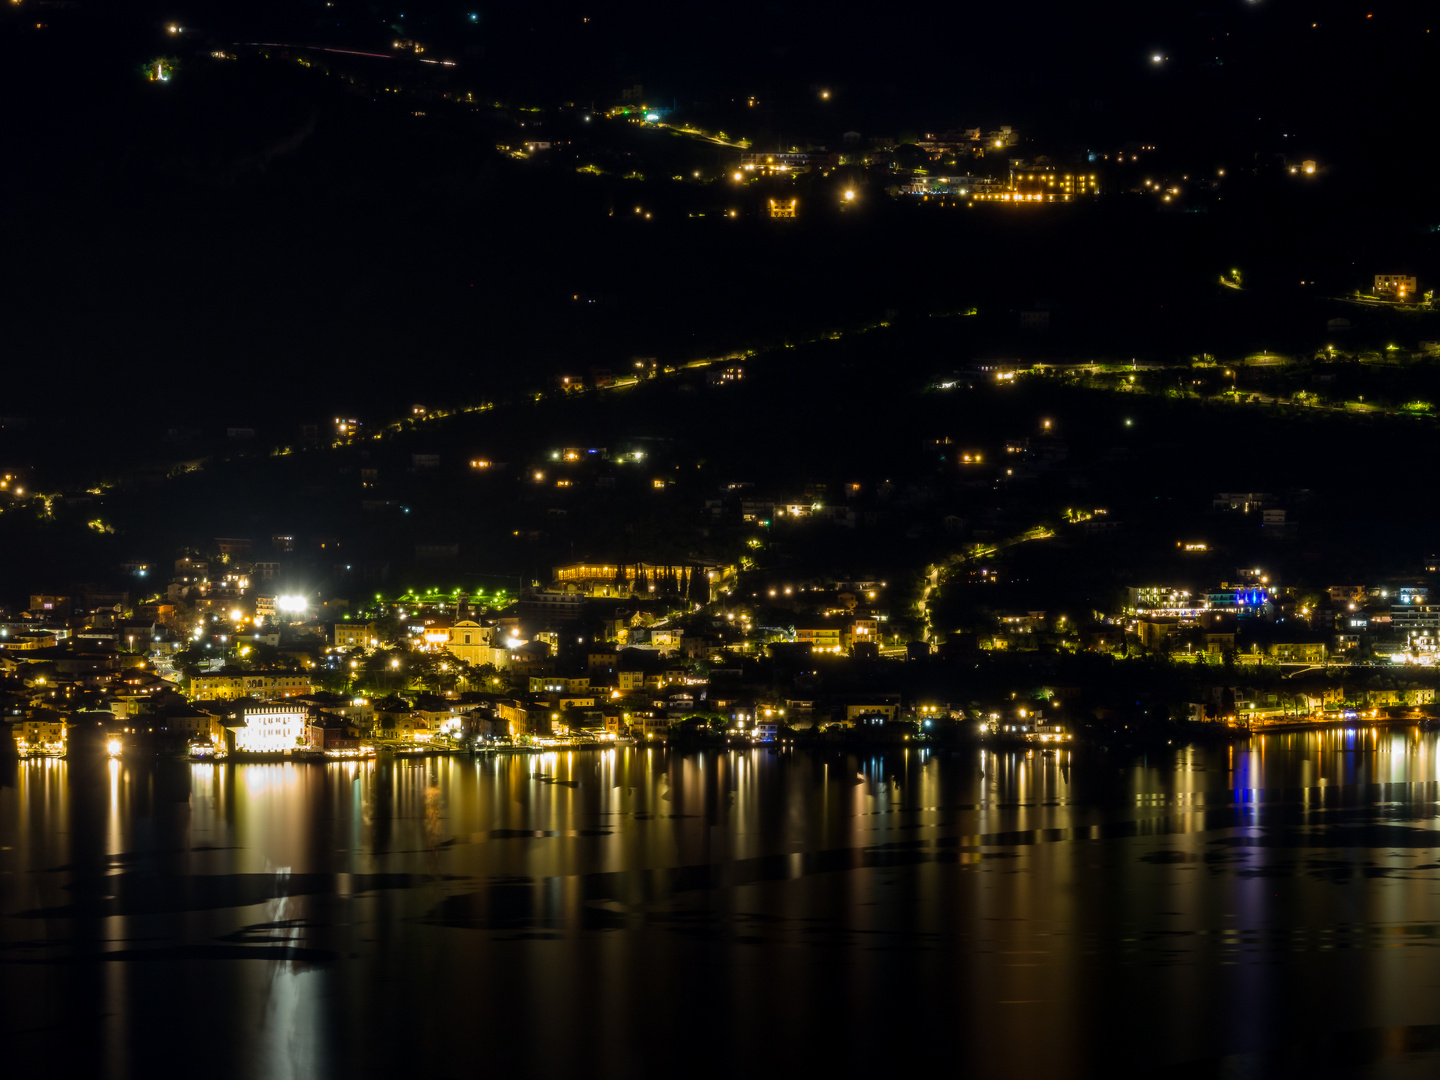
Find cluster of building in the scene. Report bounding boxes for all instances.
[2,550,964,756]
[1125,575,1440,670]
[734,120,1112,210]
[1185,683,1435,728]
[958,558,1440,676]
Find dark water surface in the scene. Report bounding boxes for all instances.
[7,734,1440,1078]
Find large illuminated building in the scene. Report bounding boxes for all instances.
[970,169,1101,203]
[738,151,815,174]
[550,562,726,600]
[13,715,66,756]
[190,671,312,701]
[334,621,379,649]
[441,620,509,666]
[1374,274,1418,299]
[227,704,307,753]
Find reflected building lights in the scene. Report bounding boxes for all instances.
[10,737,1440,1070]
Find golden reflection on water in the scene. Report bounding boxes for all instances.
[57,736,1433,857]
[8,738,1440,1077]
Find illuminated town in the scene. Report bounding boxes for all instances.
[13,349,1440,760]
[4,1,1440,1077]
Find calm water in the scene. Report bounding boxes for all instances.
[7,734,1440,1078]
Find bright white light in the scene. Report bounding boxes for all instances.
[277,595,308,614]
[107,739,122,756]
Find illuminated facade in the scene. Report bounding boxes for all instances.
[334,621,378,649]
[14,716,66,755]
[442,620,507,666]
[530,675,593,693]
[494,699,544,737]
[1266,641,1328,663]
[794,625,843,652]
[190,671,312,702]
[1206,588,1269,618]
[968,170,1100,204]
[551,562,726,600]
[846,618,879,650]
[1126,586,1203,617]
[230,705,307,753]
[1392,604,1440,651]
[1375,275,1418,299]
[630,714,671,739]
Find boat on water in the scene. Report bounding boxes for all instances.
[187,740,225,761]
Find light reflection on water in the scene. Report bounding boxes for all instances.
[6,736,1440,1077]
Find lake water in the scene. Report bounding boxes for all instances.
[7,733,1440,1078]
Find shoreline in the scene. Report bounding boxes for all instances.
[18,720,1436,765]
